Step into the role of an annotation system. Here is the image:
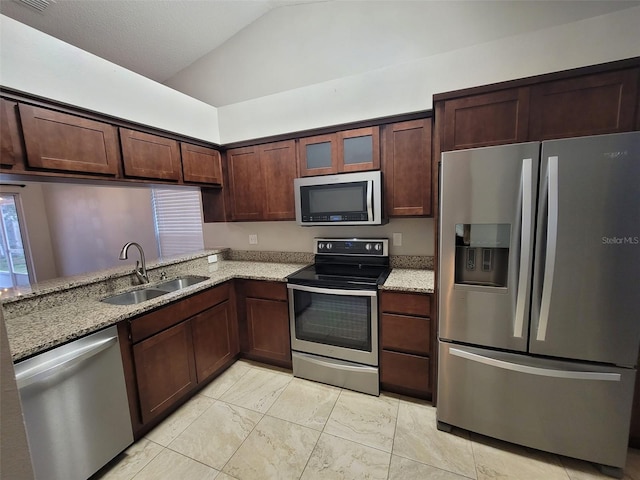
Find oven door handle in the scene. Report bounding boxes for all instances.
[287,283,377,297]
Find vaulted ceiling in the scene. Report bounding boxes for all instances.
[1,0,638,107]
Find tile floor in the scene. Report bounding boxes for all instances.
[94,359,640,480]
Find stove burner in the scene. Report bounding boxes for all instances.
[288,238,390,290]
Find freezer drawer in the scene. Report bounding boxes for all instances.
[437,341,635,470]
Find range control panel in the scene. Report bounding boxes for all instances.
[314,238,389,257]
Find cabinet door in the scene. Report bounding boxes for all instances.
[18,104,120,175]
[338,126,380,172]
[529,68,640,140]
[227,146,264,221]
[133,321,196,424]
[382,119,432,216]
[120,128,181,181]
[181,143,223,185]
[298,134,338,176]
[246,297,291,366]
[191,300,239,382]
[260,140,297,220]
[442,88,530,151]
[1,99,23,167]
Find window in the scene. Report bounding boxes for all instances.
[151,188,204,258]
[0,194,31,289]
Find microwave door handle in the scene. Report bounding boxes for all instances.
[366,180,373,220]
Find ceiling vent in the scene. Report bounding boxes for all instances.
[13,0,54,13]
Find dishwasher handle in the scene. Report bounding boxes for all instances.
[16,335,118,389]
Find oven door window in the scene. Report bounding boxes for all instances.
[292,289,372,352]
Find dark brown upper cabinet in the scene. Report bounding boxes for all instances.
[0,99,23,167]
[180,143,223,185]
[260,141,297,220]
[528,68,640,140]
[18,104,120,175]
[226,146,263,221]
[298,126,380,176]
[120,128,181,181]
[227,140,297,221]
[441,88,530,151]
[382,118,432,217]
[436,61,640,153]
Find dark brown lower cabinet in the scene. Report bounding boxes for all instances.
[379,290,433,399]
[120,282,238,437]
[237,280,292,369]
[191,300,237,382]
[133,321,196,424]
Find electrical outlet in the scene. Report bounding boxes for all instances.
[249,234,258,245]
[393,232,402,246]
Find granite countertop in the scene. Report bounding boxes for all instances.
[4,260,306,362]
[381,268,434,294]
[4,256,432,362]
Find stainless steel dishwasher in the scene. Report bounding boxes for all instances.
[15,325,133,480]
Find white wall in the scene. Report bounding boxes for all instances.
[42,184,159,278]
[0,15,221,144]
[203,218,434,256]
[217,6,640,143]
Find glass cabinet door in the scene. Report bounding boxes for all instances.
[297,127,380,177]
[298,134,338,176]
[338,127,380,172]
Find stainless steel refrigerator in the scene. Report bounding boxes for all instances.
[437,132,640,477]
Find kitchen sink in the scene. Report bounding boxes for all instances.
[101,288,168,305]
[156,275,210,292]
[101,275,209,305]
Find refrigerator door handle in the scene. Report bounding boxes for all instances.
[536,156,559,341]
[449,347,621,381]
[514,158,533,338]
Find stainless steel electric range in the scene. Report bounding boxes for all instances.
[287,238,390,395]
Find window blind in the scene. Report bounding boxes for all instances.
[151,188,204,257]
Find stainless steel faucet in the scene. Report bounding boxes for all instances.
[119,242,149,284]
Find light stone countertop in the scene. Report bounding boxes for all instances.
[381,268,435,294]
[4,258,432,362]
[5,260,307,362]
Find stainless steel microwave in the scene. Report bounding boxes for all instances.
[294,170,385,226]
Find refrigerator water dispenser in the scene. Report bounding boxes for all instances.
[454,224,510,287]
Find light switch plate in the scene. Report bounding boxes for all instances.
[249,234,258,245]
[393,233,402,246]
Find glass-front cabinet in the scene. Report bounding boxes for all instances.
[298,127,380,176]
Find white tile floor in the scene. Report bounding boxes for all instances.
[94,359,640,480]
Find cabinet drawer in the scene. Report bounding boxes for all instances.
[242,280,287,301]
[380,350,430,393]
[131,283,229,343]
[380,291,430,317]
[381,313,430,355]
